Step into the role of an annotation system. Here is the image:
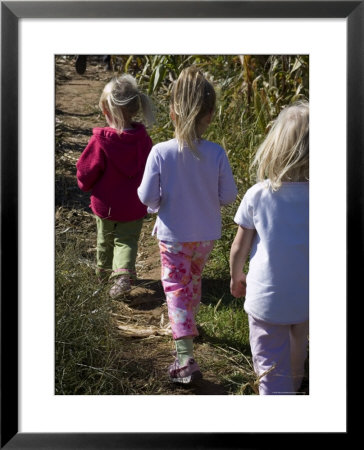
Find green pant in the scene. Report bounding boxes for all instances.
[95,216,143,280]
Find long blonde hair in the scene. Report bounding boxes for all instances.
[251,101,309,190]
[171,66,216,158]
[99,74,155,132]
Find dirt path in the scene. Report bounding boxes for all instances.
[55,56,230,395]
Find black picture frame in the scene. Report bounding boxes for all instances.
[1,1,357,448]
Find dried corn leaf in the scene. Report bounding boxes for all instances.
[117,324,171,337]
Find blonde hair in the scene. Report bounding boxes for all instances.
[99,74,155,132]
[171,66,216,158]
[251,101,309,190]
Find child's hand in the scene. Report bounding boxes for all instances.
[230,274,247,298]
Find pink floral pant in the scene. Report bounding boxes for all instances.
[159,240,214,340]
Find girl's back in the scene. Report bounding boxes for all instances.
[77,124,152,222]
[235,180,309,324]
[139,137,236,242]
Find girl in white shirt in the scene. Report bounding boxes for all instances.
[230,101,309,395]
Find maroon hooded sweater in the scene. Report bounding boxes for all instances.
[76,123,153,222]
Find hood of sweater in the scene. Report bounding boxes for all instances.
[92,123,151,178]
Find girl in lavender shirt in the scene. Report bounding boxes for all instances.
[138,67,237,384]
[230,102,309,395]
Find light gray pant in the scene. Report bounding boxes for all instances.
[248,315,309,395]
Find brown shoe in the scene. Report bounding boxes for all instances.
[109,276,131,299]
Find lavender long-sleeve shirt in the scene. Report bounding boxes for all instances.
[138,138,237,242]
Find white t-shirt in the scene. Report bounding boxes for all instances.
[234,181,309,324]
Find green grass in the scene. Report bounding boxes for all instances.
[198,300,250,352]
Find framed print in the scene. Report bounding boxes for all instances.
[1,0,358,448]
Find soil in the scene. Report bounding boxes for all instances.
[55,56,231,395]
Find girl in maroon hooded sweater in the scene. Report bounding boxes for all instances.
[76,75,155,298]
